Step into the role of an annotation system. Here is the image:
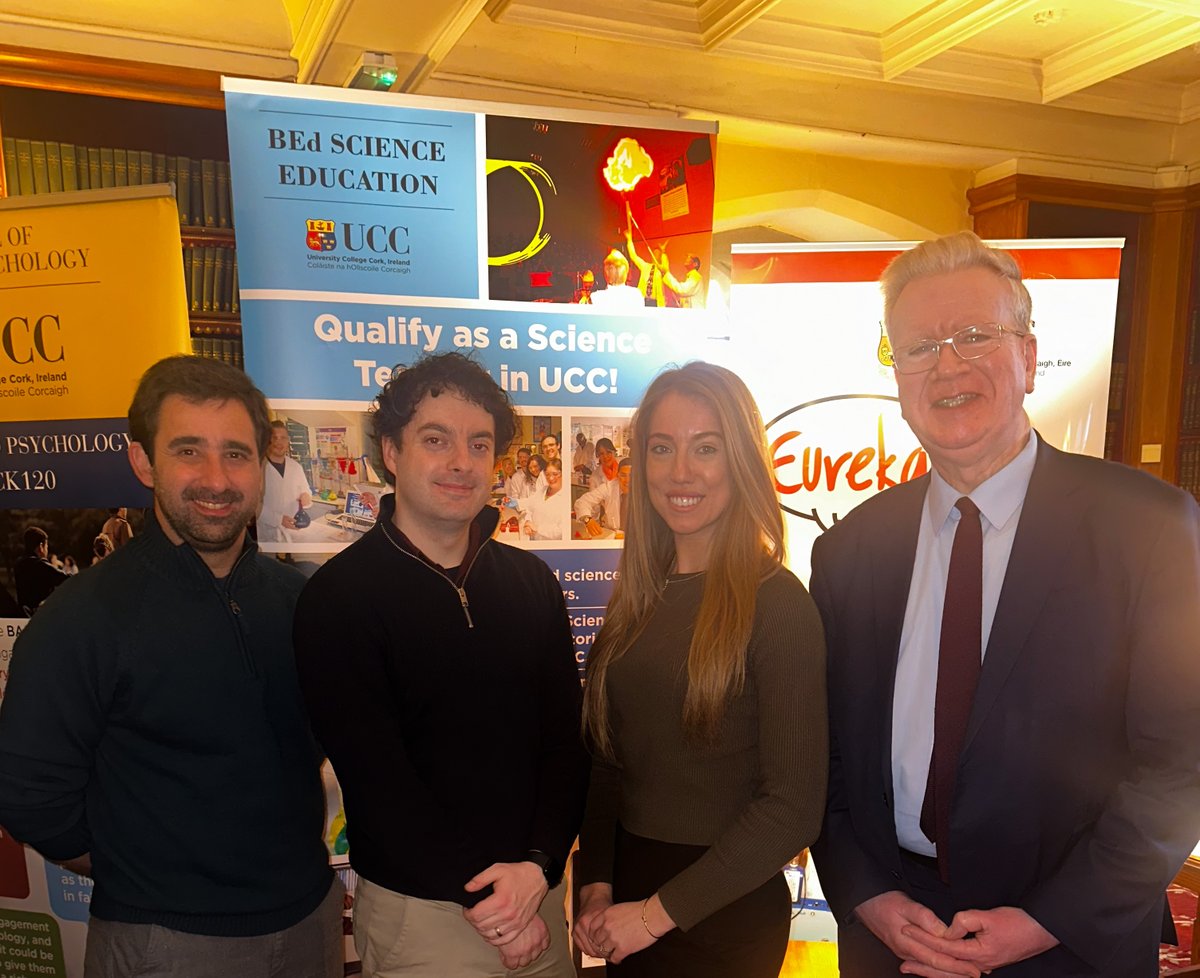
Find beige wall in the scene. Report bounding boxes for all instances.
[715,140,973,242]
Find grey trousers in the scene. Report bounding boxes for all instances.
[83,878,344,978]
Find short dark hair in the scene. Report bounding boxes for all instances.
[517,447,531,459]
[128,356,271,464]
[687,254,702,271]
[541,433,558,446]
[23,526,48,555]
[270,419,287,432]
[596,437,616,454]
[370,353,518,487]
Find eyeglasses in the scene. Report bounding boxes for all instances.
[889,323,1031,375]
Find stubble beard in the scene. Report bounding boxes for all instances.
[156,485,254,554]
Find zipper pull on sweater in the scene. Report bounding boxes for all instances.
[456,586,473,628]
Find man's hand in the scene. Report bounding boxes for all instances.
[497,915,550,971]
[281,516,297,529]
[463,861,548,946]
[55,853,92,878]
[904,907,1058,974]
[855,891,980,978]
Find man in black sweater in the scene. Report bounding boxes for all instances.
[295,353,588,977]
[0,356,339,977]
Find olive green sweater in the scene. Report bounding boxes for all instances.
[578,567,828,931]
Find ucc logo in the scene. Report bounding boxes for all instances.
[305,219,411,255]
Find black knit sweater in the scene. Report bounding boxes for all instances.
[0,515,332,936]
[294,496,589,906]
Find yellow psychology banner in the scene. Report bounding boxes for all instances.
[0,186,190,507]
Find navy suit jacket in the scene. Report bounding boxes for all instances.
[810,436,1200,976]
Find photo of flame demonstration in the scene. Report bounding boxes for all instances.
[604,136,656,249]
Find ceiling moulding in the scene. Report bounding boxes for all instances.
[881,0,1042,80]
[292,0,355,84]
[1042,11,1200,103]
[1057,74,1185,125]
[427,70,687,117]
[488,0,701,49]
[0,16,294,81]
[1182,80,1200,125]
[695,14,1185,123]
[717,20,885,80]
[1121,0,1200,15]
[698,0,780,50]
[0,45,232,108]
[971,156,1181,191]
[400,0,490,92]
[693,111,1007,169]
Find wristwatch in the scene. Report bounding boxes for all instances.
[526,849,562,888]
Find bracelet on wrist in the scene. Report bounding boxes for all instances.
[641,897,665,940]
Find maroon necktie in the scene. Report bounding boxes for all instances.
[920,497,982,885]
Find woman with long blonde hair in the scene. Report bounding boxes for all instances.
[573,362,828,976]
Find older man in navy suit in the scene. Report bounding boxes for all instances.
[810,231,1200,977]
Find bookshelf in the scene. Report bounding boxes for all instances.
[0,84,242,368]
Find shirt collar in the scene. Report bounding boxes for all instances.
[928,429,1037,535]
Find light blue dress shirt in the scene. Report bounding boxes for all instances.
[891,431,1038,855]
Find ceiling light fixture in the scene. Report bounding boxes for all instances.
[1032,9,1065,27]
[346,52,398,91]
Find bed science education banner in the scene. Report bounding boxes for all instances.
[727,239,1121,584]
[0,187,190,509]
[223,78,719,664]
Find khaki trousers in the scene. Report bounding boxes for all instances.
[353,878,573,978]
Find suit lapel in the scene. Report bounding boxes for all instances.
[871,477,927,774]
[963,438,1087,752]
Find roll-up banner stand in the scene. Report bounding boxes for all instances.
[0,185,191,978]
[223,77,721,968]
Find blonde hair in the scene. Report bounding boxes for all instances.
[880,230,1033,332]
[583,362,785,755]
[602,249,630,286]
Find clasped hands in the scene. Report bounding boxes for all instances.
[462,861,550,971]
[857,891,1058,978]
[574,883,675,965]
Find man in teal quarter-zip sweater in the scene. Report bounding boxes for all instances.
[295,353,588,978]
[0,356,340,978]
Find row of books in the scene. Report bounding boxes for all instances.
[1103,418,1121,462]
[184,245,240,316]
[191,336,244,370]
[190,321,242,339]
[1107,361,1127,413]
[1177,441,1200,502]
[1182,371,1200,433]
[1189,313,1200,367]
[2,136,234,229]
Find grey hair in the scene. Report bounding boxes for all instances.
[880,230,1033,332]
